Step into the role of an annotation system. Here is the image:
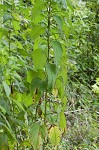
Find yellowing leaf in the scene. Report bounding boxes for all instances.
[59,112,66,129]
[52,88,58,97]
[49,126,61,146]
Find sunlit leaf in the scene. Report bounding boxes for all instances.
[49,126,61,145]
[32,49,47,70]
[59,112,66,129]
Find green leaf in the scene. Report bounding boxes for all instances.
[30,78,47,98]
[46,62,57,91]
[0,134,8,150]
[59,112,66,129]
[2,81,11,98]
[66,0,74,11]
[0,106,6,114]
[16,93,33,107]
[51,40,63,66]
[30,25,45,40]
[49,126,61,146]
[12,20,20,30]
[11,98,25,112]
[40,125,47,139]
[54,15,62,30]
[26,69,45,83]
[30,123,40,149]
[0,123,17,142]
[32,0,45,18]
[3,13,12,23]
[32,49,47,70]
[55,79,64,98]
[0,28,8,39]
[62,24,70,38]
[61,0,67,9]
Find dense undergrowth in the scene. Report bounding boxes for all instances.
[61,0,99,149]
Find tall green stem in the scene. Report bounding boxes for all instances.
[43,1,51,149]
[44,0,51,125]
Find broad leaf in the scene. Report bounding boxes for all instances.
[49,126,61,146]
[30,123,40,149]
[31,25,45,40]
[46,62,57,91]
[51,40,63,66]
[32,49,47,70]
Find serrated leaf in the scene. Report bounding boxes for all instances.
[49,126,61,146]
[51,40,63,66]
[2,81,11,98]
[32,49,47,70]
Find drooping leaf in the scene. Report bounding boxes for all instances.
[0,134,8,150]
[51,40,63,66]
[0,123,17,142]
[26,69,45,83]
[54,15,62,30]
[46,62,57,91]
[2,81,11,98]
[0,106,6,114]
[30,77,47,102]
[30,123,40,149]
[40,125,47,139]
[11,98,25,112]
